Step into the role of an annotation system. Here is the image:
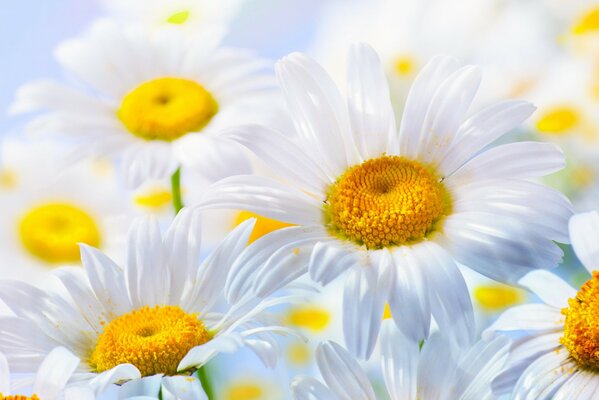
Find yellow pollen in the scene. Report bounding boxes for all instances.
[561,271,599,370]
[119,77,218,141]
[473,284,525,312]
[536,106,580,135]
[0,169,17,189]
[167,10,190,24]
[325,155,451,249]
[394,56,416,77]
[286,306,331,332]
[287,342,311,366]
[90,305,210,377]
[134,187,173,209]
[226,383,264,400]
[234,211,295,243]
[19,203,100,264]
[573,8,599,34]
[0,395,40,400]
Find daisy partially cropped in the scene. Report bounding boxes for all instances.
[0,138,132,284]
[0,347,94,400]
[0,209,299,398]
[292,321,510,400]
[101,0,245,33]
[195,44,572,358]
[484,211,599,398]
[10,19,274,187]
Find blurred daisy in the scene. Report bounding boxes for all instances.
[0,138,132,284]
[101,0,245,33]
[0,347,94,400]
[291,321,510,400]
[0,210,299,398]
[484,211,599,398]
[195,44,572,359]
[10,19,272,187]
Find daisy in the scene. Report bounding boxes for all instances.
[291,321,510,400]
[0,347,94,400]
[9,18,273,187]
[194,44,572,359]
[0,138,133,284]
[101,0,245,33]
[0,209,300,398]
[484,210,599,398]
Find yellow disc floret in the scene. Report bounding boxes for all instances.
[90,305,210,377]
[324,155,451,249]
[573,7,599,35]
[0,395,40,400]
[561,271,599,370]
[19,202,100,264]
[536,106,580,135]
[119,77,218,141]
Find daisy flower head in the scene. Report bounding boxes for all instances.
[0,347,94,400]
[9,18,274,187]
[194,43,573,359]
[484,210,599,398]
[0,209,300,398]
[291,320,510,400]
[101,0,245,33]
[0,138,132,284]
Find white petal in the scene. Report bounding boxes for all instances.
[64,386,95,400]
[119,375,163,398]
[308,241,359,286]
[161,376,207,400]
[483,304,563,339]
[121,142,178,188]
[512,351,573,400]
[291,376,336,400]
[569,211,599,274]
[220,124,331,193]
[276,52,354,177]
[448,142,565,185]
[518,270,575,309]
[380,321,417,400]
[88,364,141,395]
[33,347,80,399]
[346,43,396,160]
[343,252,394,360]
[126,217,168,307]
[416,332,458,399]
[0,352,10,393]
[554,370,599,400]
[316,341,376,400]
[438,100,536,175]
[178,333,245,371]
[194,175,323,225]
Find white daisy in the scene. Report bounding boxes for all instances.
[0,347,94,400]
[0,209,299,398]
[101,0,245,33]
[193,44,572,359]
[0,137,132,284]
[292,321,510,400]
[484,210,599,399]
[9,18,273,187]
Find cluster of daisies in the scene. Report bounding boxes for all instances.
[3,0,599,399]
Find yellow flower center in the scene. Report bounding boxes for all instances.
[536,106,580,135]
[90,305,210,377]
[286,306,331,332]
[118,77,218,141]
[561,271,599,370]
[324,155,451,249]
[167,10,191,24]
[573,7,599,34]
[473,284,525,312]
[287,342,311,366]
[19,203,100,264]
[235,211,295,243]
[134,186,173,210]
[0,169,17,189]
[0,396,39,400]
[226,382,264,400]
[393,56,416,77]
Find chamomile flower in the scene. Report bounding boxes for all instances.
[0,210,299,398]
[0,347,94,400]
[291,321,510,400]
[101,0,245,33]
[9,19,273,187]
[484,211,599,398]
[0,138,132,284]
[194,44,572,359]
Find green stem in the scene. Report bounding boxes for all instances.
[171,167,184,214]
[197,366,215,399]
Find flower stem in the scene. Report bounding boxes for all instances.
[198,366,215,399]
[171,167,184,214]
